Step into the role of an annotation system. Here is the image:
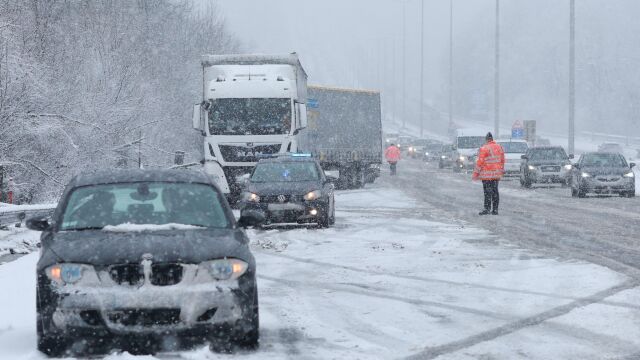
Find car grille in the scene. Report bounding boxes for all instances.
[107,308,181,327]
[541,166,561,172]
[262,194,303,203]
[108,263,183,286]
[596,176,621,182]
[218,144,281,163]
[109,264,144,285]
[150,263,183,286]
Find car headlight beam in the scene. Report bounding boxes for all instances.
[528,165,536,171]
[304,190,322,201]
[204,258,248,281]
[624,171,635,178]
[581,172,591,178]
[563,164,572,170]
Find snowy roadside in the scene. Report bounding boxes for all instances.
[0,202,57,214]
[0,184,638,359]
[0,226,41,258]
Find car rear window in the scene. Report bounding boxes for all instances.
[60,182,229,231]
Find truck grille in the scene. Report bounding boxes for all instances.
[219,144,281,162]
[107,308,181,327]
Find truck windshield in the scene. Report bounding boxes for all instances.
[457,136,485,149]
[208,98,291,135]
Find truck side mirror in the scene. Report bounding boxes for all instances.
[192,103,203,131]
[297,103,308,130]
[630,162,636,168]
[521,155,528,160]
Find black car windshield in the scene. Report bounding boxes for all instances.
[499,142,529,153]
[208,98,291,135]
[582,153,627,167]
[457,136,485,149]
[529,148,568,161]
[252,162,320,182]
[60,182,229,230]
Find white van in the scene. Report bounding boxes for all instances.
[497,139,529,176]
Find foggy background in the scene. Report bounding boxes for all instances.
[217,0,640,137]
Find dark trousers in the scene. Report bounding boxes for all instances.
[482,180,499,211]
[389,162,397,175]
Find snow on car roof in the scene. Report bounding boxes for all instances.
[69,169,214,188]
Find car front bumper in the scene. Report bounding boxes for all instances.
[580,177,634,194]
[529,168,571,183]
[241,199,328,224]
[44,270,254,336]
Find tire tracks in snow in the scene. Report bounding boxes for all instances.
[405,279,638,360]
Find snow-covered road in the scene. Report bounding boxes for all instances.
[1,178,639,359]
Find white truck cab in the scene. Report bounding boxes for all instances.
[192,54,308,198]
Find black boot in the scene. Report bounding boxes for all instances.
[491,210,499,215]
[479,210,490,215]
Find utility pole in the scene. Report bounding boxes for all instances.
[419,0,425,137]
[494,0,500,138]
[569,0,576,154]
[449,0,454,134]
[402,0,407,130]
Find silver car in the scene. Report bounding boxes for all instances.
[571,152,635,197]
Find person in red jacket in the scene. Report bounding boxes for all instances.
[384,143,401,176]
[472,132,505,215]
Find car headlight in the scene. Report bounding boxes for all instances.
[528,165,536,171]
[203,258,248,280]
[425,152,429,156]
[563,164,572,170]
[581,172,591,178]
[304,190,322,201]
[459,156,466,161]
[624,171,635,178]
[408,147,413,151]
[441,155,447,159]
[241,192,260,202]
[46,263,91,285]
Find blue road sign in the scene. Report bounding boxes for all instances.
[307,98,319,108]
[512,128,524,139]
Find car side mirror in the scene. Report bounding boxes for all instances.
[521,155,528,160]
[237,210,265,229]
[630,162,636,168]
[26,217,52,232]
[569,154,575,159]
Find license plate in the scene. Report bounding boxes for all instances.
[268,203,304,211]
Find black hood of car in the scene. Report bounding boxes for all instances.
[247,181,321,196]
[39,228,252,269]
[579,166,631,176]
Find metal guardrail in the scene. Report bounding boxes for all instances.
[0,208,55,227]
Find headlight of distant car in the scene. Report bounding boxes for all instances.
[581,172,591,178]
[624,171,635,178]
[46,263,93,285]
[528,165,536,171]
[459,156,466,161]
[304,190,322,201]
[203,259,248,281]
[563,164,572,170]
[425,152,429,156]
[441,155,447,159]
[241,192,260,203]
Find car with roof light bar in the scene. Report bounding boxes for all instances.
[239,155,336,227]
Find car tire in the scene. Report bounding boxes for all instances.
[453,165,461,173]
[319,209,331,228]
[523,177,532,189]
[577,188,587,198]
[329,196,336,225]
[625,191,635,198]
[571,186,577,197]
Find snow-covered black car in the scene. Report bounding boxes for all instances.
[239,154,336,227]
[570,152,635,197]
[28,169,263,357]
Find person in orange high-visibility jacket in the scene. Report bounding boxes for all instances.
[472,132,505,215]
[384,144,401,176]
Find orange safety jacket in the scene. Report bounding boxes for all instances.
[384,145,401,163]
[472,140,505,180]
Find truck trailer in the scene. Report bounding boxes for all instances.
[191,53,308,200]
[299,85,382,189]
